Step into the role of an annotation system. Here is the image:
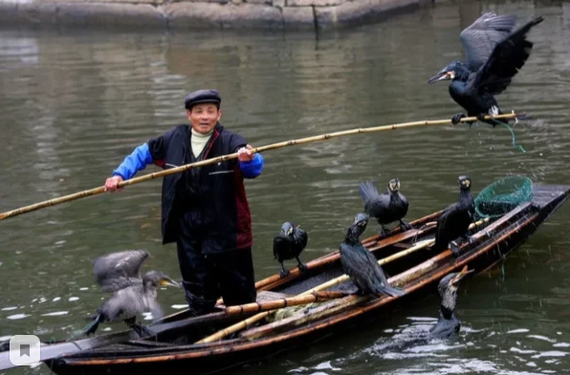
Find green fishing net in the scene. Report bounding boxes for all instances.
[474,176,533,219]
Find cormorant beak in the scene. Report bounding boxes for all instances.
[160,278,181,288]
[428,71,451,84]
[449,266,473,286]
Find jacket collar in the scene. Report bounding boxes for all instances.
[182,122,223,162]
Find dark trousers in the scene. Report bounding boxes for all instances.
[176,226,257,315]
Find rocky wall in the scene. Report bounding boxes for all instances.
[0,0,429,30]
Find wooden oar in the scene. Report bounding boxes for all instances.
[0,113,521,222]
[195,216,489,344]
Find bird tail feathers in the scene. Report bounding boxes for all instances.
[358,181,379,203]
[76,314,101,337]
[376,284,406,298]
[84,313,100,322]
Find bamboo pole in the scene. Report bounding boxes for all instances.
[0,113,521,222]
[241,295,364,340]
[240,265,472,340]
[223,291,350,315]
[217,213,441,306]
[195,216,489,344]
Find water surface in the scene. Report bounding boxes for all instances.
[1,0,570,373]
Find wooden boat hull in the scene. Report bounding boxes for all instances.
[39,184,570,375]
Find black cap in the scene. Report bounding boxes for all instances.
[184,89,221,110]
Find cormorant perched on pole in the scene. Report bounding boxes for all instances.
[273,222,308,278]
[358,178,412,237]
[339,213,406,298]
[428,266,473,339]
[82,250,180,337]
[431,176,475,257]
[428,13,544,126]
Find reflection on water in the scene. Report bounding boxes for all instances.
[1,0,570,374]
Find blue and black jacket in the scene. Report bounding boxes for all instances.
[112,122,264,253]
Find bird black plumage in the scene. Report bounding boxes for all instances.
[428,266,473,339]
[339,213,406,298]
[361,266,472,355]
[273,222,308,278]
[82,250,180,337]
[431,176,475,257]
[359,178,412,237]
[428,13,544,126]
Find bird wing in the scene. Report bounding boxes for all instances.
[460,13,517,71]
[340,243,387,289]
[273,235,287,260]
[93,250,150,292]
[470,16,544,95]
[339,243,363,281]
[295,227,308,250]
[398,192,409,207]
[360,245,389,285]
[102,287,148,321]
[145,296,164,322]
[367,194,391,217]
[435,203,458,246]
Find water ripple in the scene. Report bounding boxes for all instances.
[1,1,570,375]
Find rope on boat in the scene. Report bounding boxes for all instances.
[488,114,526,153]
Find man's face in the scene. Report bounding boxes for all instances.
[187,103,221,134]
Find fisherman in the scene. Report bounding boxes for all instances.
[104,89,264,316]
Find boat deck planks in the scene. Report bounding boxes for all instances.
[533,184,569,208]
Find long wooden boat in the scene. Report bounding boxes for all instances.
[2,183,568,375]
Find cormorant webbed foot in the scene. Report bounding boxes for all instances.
[279,265,291,279]
[129,322,154,338]
[399,220,413,231]
[378,226,390,239]
[451,113,467,125]
[296,257,309,273]
[450,241,462,257]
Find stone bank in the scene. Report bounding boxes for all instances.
[0,0,430,31]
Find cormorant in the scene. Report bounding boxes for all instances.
[359,178,412,237]
[82,250,180,337]
[428,13,544,126]
[339,213,406,298]
[358,267,473,354]
[273,222,308,278]
[431,176,475,257]
[428,266,473,339]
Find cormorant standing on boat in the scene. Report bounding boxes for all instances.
[359,178,412,237]
[431,176,475,257]
[273,222,308,278]
[428,266,473,339]
[339,213,406,298]
[82,250,180,337]
[428,13,544,126]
